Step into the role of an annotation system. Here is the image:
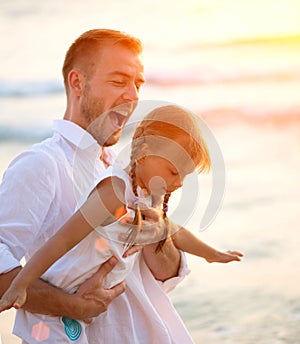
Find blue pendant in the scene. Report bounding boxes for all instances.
[62,316,82,341]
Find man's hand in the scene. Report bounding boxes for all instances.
[74,256,126,321]
[0,258,125,320]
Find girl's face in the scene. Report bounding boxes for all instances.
[136,155,191,196]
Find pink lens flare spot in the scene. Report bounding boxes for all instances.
[94,237,109,252]
[119,215,132,224]
[118,233,127,242]
[31,321,50,342]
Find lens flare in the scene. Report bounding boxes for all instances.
[31,321,50,342]
[94,237,109,252]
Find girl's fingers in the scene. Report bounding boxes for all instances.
[227,250,244,257]
[123,244,144,258]
[228,251,244,262]
[13,302,21,309]
[0,300,13,312]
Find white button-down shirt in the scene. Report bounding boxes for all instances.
[0,119,192,343]
[0,119,108,273]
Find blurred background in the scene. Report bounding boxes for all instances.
[0,0,299,343]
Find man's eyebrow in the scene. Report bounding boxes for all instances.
[108,71,145,83]
[108,71,129,77]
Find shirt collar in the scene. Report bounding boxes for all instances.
[53,119,100,150]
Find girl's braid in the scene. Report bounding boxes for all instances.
[155,191,172,253]
[126,138,142,248]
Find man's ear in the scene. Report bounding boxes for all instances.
[68,69,85,97]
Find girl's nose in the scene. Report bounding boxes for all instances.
[173,177,183,189]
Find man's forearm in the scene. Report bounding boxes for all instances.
[0,267,87,319]
[0,257,126,320]
[142,237,181,282]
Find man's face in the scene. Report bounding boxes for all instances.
[80,43,145,146]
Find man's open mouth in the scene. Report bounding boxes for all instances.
[109,111,127,130]
[109,103,135,130]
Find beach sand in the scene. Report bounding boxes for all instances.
[0,309,20,344]
[0,113,299,343]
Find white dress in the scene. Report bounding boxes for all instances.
[16,167,194,344]
[15,167,140,343]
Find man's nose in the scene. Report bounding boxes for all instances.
[122,83,139,102]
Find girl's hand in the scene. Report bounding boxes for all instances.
[122,202,166,250]
[122,244,144,258]
[122,219,166,257]
[205,250,244,264]
[127,200,162,223]
[0,284,27,313]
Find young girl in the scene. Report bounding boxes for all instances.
[0,105,242,343]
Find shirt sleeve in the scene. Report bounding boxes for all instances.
[0,149,57,274]
[157,251,190,293]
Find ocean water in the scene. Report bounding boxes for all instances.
[0,1,300,343]
[1,0,300,142]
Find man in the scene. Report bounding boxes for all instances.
[0,29,190,343]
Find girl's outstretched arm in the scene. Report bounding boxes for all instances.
[0,177,126,313]
[0,209,95,312]
[171,225,243,263]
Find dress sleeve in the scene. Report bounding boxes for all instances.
[156,251,191,293]
[0,150,58,274]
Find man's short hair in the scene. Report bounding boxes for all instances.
[62,29,143,92]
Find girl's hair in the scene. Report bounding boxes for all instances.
[62,29,142,94]
[127,105,210,252]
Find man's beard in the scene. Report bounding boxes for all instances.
[80,89,114,146]
[80,85,136,147]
